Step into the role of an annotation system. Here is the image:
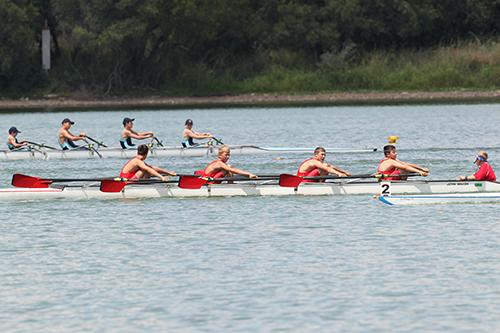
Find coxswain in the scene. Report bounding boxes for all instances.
[182,119,213,147]
[200,146,257,183]
[59,118,86,150]
[120,117,154,149]
[7,127,27,150]
[378,145,428,180]
[457,151,496,181]
[120,144,177,180]
[297,147,351,182]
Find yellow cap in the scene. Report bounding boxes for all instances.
[388,136,399,144]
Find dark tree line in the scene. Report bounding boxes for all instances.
[1,0,500,93]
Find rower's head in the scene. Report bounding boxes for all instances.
[218,146,230,162]
[123,117,135,128]
[475,151,488,165]
[137,144,149,158]
[314,147,326,161]
[9,126,20,136]
[62,118,74,129]
[384,145,397,158]
[185,119,193,129]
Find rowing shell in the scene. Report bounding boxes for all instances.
[2,179,500,201]
[379,193,500,205]
[0,145,377,161]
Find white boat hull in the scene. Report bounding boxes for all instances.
[0,146,377,160]
[2,179,500,201]
[379,193,500,205]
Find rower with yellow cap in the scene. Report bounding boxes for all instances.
[378,145,429,180]
[457,151,496,181]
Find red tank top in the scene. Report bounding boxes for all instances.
[120,157,141,179]
[377,158,401,180]
[297,158,320,182]
[202,160,224,183]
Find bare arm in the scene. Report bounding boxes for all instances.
[218,162,257,178]
[391,160,428,176]
[184,129,213,140]
[150,165,177,177]
[61,130,86,141]
[123,129,153,140]
[397,160,429,173]
[138,160,171,180]
[312,160,351,177]
[8,137,27,147]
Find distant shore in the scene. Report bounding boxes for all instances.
[2,90,500,109]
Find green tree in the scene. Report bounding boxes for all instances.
[0,0,42,92]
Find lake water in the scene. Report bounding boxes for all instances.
[1,101,500,332]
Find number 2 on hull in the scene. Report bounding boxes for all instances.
[380,181,391,196]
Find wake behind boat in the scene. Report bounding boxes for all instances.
[2,177,500,201]
[0,145,377,160]
[378,192,500,205]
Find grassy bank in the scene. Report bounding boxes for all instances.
[161,40,500,97]
[6,40,500,100]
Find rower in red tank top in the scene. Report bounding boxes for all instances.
[201,146,257,183]
[119,144,177,180]
[297,147,351,182]
[120,157,142,179]
[378,145,428,181]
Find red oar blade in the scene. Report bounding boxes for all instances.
[178,175,207,189]
[12,174,51,188]
[279,174,303,187]
[100,179,128,193]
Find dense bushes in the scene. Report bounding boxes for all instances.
[2,0,500,95]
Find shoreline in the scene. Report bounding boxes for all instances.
[2,90,500,109]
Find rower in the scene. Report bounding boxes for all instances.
[200,146,257,183]
[378,145,428,180]
[297,147,351,182]
[120,144,177,180]
[457,151,496,181]
[182,119,213,147]
[120,117,154,149]
[59,118,87,150]
[7,127,27,150]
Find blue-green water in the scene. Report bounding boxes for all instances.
[1,103,500,332]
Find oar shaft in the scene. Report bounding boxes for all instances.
[301,173,420,181]
[87,136,108,147]
[208,176,276,182]
[42,178,113,182]
[26,141,58,150]
[83,138,103,158]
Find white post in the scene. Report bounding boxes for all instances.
[42,20,50,71]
